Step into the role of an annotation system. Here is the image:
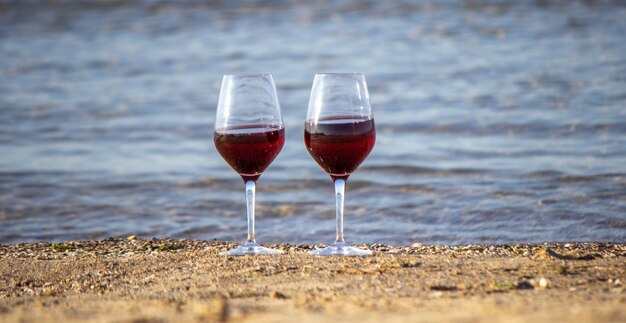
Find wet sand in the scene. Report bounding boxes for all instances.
[1,239,625,322]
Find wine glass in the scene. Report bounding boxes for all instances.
[304,73,375,256]
[214,74,285,255]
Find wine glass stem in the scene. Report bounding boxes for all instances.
[334,178,346,244]
[245,180,256,244]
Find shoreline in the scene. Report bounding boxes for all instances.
[1,239,625,322]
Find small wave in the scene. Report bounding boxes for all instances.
[173,225,221,237]
[379,121,626,138]
[554,174,622,184]
[596,219,626,229]
[361,165,486,176]
[521,171,625,183]
[523,170,565,178]
[177,178,234,189]
[388,184,437,194]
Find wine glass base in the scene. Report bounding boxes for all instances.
[309,243,372,256]
[219,242,283,256]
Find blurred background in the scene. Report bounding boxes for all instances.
[0,0,625,244]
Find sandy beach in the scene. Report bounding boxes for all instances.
[0,239,624,322]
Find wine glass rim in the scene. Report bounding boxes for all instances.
[223,73,272,77]
[315,72,364,76]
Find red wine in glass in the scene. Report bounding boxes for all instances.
[304,116,375,181]
[215,126,285,183]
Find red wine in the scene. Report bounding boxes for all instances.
[304,116,375,181]
[214,126,285,182]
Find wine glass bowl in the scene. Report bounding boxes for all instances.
[214,126,284,183]
[304,116,375,181]
[304,73,376,256]
[214,74,285,255]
